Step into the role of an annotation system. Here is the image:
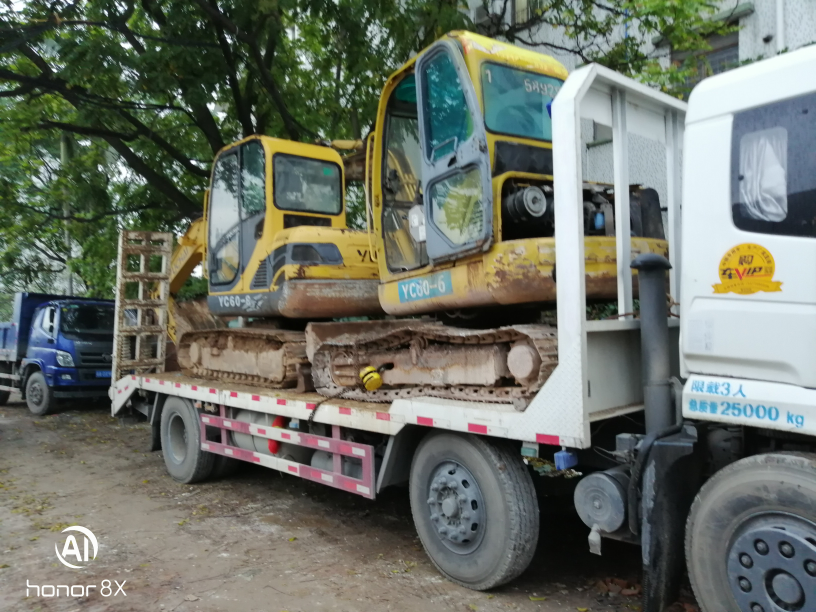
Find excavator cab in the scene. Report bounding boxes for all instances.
[369,31,669,316]
[205,136,381,319]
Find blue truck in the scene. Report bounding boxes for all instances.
[0,293,115,415]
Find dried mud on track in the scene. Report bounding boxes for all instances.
[1,395,674,612]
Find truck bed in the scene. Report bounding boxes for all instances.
[112,370,640,447]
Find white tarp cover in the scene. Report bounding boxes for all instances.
[739,126,788,221]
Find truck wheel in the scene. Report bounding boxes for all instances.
[686,452,816,612]
[0,390,9,406]
[409,432,539,590]
[25,371,54,416]
[211,455,240,479]
[160,397,214,484]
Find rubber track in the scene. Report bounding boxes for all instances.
[178,328,307,387]
[311,324,558,406]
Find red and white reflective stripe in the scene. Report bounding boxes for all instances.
[417,416,433,427]
[467,423,488,434]
[201,439,374,499]
[536,433,560,446]
[202,414,371,461]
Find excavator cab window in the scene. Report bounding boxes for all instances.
[480,62,561,142]
[273,154,342,216]
[239,140,266,268]
[422,52,473,160]
[382,73,428,273]
[209,140,267,289]
[416,43,493,262]
[208,152,241,285]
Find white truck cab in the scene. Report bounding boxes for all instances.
[682,45,816,407]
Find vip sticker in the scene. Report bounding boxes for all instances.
[713,243,782,295]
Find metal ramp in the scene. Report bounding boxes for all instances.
[112,231,172,397]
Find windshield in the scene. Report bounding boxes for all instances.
[481,63,562,142]
[274,154,342,215]
[60,305,115,335]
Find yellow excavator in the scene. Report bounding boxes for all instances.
[169,31,668,406]
[168,136,382,388]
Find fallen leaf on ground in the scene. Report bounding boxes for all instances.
[184,595,199,601]
[529,596,547,601]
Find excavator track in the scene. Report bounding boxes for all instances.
[177,328,308,388]
[307,322,558,409]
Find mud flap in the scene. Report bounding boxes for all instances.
[640,424,704,611]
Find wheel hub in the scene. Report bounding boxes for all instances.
[168,413,189,464]
[727,513,816,612]
[29,382,43,405]
[426,461,485,554]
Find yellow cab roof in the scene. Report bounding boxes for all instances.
[445,31,568,80]
[384,31,569,87]
[217,135,345,167]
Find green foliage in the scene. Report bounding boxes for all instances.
[0,0,466,295]
[0,0,746,298]
[176,276,209,302]
[486,0,739,95]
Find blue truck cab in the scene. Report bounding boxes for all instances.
[0,293,115,415]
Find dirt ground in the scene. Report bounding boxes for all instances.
[0,394,698,612]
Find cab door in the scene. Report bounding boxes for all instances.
[415,40,493,264]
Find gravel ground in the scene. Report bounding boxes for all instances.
[0,394,698,612]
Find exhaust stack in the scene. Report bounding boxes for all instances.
[631,253,673,434]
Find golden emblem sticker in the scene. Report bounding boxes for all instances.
[713,243,782,295]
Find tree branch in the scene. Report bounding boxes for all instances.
[194,0,315,141]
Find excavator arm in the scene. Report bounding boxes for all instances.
[165,215,210,344]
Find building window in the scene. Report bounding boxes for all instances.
[672,30,740,91]
[514,0,545,26]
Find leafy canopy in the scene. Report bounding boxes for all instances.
[0,0,733,298]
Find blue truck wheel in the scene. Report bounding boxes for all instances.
[25,371,54,416]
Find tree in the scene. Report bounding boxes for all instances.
[0,0,735,297]
[476,0,738,92]
[0,0,466,295]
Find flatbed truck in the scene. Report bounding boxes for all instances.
[112,45,816,612]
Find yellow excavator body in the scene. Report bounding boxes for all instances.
[169,32,671,404]
[366,30,667,317]
[191,135,381,320]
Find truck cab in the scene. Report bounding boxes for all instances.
[0,293,115,414]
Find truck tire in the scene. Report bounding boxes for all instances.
[160,396,214,484]
[686,452,816,612]
[409,432,539,590]
[0,389,9,406]
[211,455,240,480]
[25,371,54,416]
